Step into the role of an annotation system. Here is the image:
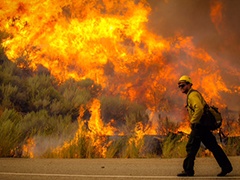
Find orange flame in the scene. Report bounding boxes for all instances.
[52,99,118,158]
[22,138,35,158]
[128,122,145,146]
[177,121,191,135]
[0,0,239,145]
[1,0,236,107]
[210,0,223,33]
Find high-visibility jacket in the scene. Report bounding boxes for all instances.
[186,88,206,124]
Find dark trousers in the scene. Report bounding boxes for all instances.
[183,123,232,174]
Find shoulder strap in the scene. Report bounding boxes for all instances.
[186,89,196,111]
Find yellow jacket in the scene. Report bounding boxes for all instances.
[186,89,206,124]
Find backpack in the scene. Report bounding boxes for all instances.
[187,90,222,131]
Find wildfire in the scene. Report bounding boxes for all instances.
[52,99,117,158]
[127,122,145,155]
[177,121,191,135]
[1,0,237,107]
[22,138,35,158]
[210,0,223,33]
[0,0,239,156]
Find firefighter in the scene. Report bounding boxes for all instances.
[177,75,232,177]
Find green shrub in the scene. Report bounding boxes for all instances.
[100,96,147,130]
[161,132,187,158]
[0,109,24,157]
[0,84,18,108]
[27,75,60,111]
[223,136,240,156]
[105,136,128,158]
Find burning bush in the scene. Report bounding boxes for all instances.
[0,0,240,158]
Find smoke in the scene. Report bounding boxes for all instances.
[147,0,240,52]
[147,0,240,66]
[0,0,239,112]
[147,0,240,111]
[29,130,77,158]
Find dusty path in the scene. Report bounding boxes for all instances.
[0,156,239,179]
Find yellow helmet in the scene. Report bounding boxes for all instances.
[178,75,192,84]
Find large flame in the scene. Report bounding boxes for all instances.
[1,0,238,105]
[52,99,117,158]
[1,0,240,156]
